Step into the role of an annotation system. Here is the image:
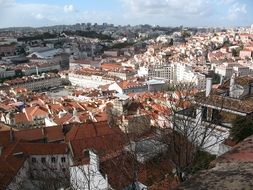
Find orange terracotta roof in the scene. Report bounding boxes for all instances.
[14,128,44,141]
[44,126,65,142]
[101,63,122,70]
[54,113,73,125]
[66,121,123,141]
[24,106,48,121]
[20,143,68,155]
[13,126,64,142]
[14,112,29,124]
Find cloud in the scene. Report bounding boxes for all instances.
[64,4,76,13]
[0,1,118,28]
[33,13,45,20]
[227,2,247,20]
[0,0,14,5]
[121,0,212,16]
[219,0,236,4]
[0,0,251,28]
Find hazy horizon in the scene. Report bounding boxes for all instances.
[0,0,252,29]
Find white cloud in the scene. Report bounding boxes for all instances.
[64,4,76,13]
[33,13,45,20]
[0,0,251,28]
[219,0,236,4]
[121,0,211,16]
[0,0,14,5]
[227,2,247,20]
[0,1,118,28]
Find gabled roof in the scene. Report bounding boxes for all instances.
[54,113,73,125]
[14,112,29,124]
[66,121,122,141]
[66,122,126,161]
[11,126,64,143]
[24,106,48,121]
[20,143,68,155]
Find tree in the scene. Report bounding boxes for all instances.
[10,85,230,189]
[231,116,253,143]
[162,85,229,181]
[231,48,240,57]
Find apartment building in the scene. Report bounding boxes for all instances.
[4,73,62,91]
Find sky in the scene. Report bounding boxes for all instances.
[0,0,252,28]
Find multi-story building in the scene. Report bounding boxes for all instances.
[22,63,61,76]
[68,70,118,89]
[69,59,101,70]
[173,63,207,89]
[0,68,16,79]
[211,62,250,81]
[104,50,119,57]
[148,64,173,81]
[4,73,62,91]
[108,70,136,80]
[0,44,16,57]
[175,75,253,155]
[1,142,69,190]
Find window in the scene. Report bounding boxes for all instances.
[31,157,36,163]
[51,157,56,163]
[41,157,46,163]
[61,157,66,163]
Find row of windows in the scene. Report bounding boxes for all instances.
[31,156,66,163]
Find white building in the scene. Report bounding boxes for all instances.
[212,62,250,80]
[70,150,108,190]
[173,63,206,89]
[0,68,15,79]
[148,64,173,81]
[4,73,62,91]
[137,67,149,77]
[68,73,116,89]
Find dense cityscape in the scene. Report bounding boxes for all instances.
[1,1,253,190]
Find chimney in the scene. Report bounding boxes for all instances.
[229,73,236,97]
[205,77,212,97]
[36,66,39,76]
[220,75,224,85]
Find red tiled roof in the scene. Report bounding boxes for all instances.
[66,121,123,141]
[24,106,48,121]
[0,151,26,189]
[0,131,11,145]
[14,128,44,141]
[14,112,29,124]
[20,143,68,155]
[11,126,64,142]
[44,126,65,142]
[54,113,73,125]
[49,104,64,113]
[66,122,126,161]
[0,141,68,188]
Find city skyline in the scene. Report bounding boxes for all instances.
[0,0,252,28]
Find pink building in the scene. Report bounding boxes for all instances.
[240,49,252,59]
[0,44,16,56]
